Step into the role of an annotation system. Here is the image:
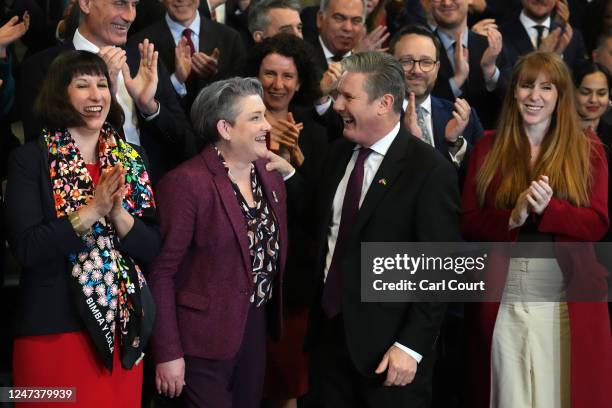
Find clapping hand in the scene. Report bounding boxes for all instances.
[526,175,553,215]
[539,24,573,55]
[191,48,220,80]
[471,18,498,37]
[0,12,30,57]
[174,36,192,84]
[91,165,126,219]
[480,26,502,81]
[320,61,343,97]
[122,39,159,115]
[404,92,423,139]
[99,46,127,96]
[354,25,390,52]
[445,98,471,143]
[452,31,469,89]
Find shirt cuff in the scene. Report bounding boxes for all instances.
[449,137,468,166]
[141,100,161,121]
[315,97,333,116]
[485,67,500,92]
[393,342,423,363]
[282,168,296,181]
[170,73,188,97]
[449,78,462,97]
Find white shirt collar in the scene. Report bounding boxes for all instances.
[73,28,101,53]
[318,35,351,61]
[437,29,468,51]
[356,122,401,157]
[165,10,201,42]
[402,94,432,114]
[519,10,551,30]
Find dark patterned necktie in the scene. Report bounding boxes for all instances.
[182,28,196,55]
[321,148,373,318]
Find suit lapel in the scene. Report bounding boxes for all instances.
[158,21,177,72]
[512,18,535,54]
[352,128,410,235]
[202,146,252,278]
[430,97,451,157]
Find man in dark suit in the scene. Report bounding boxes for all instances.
[130,0,245,112]
[390,25,483,179]
[16,0,196,183]
[298,51,460,406]
[430,0,510,130]
[500,0,587,71]
[304,0,366,73]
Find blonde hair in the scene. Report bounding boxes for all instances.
[476,52,594,208]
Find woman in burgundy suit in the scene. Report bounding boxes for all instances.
[461,52,611,408]
[148,77,292,408]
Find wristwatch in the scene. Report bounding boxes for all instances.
[446,136,465,148]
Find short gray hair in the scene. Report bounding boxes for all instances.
[320,0,367,19]
[248,0,302,34]
[190,77,264,145]
[342,51,405,114]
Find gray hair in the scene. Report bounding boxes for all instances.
[190,77,264,145]
[248,0,302,34]
[342,51,405,114]
[320,0,367,19]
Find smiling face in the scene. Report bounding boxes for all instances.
[431,0,470,30]
[317,0,365,56]
[576,71,610,122]
[333,71,382,145]
[515,71,558,128]
[79,0,138,47]
[224,95,271,162]
[393,33,439,101]
[521,0,556,22]
[67,73,112,132]
[164,0,200,26]
[258,53,300,113]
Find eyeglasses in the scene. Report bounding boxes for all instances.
[398,58,438,72]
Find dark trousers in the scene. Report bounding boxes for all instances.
[309,314,434,408]
[183,305,267,408]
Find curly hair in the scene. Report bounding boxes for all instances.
[245,33,322,106]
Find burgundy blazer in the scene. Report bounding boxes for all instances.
[147,144,288,364]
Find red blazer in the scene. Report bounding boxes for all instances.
[147,144,288,364]
[461,134,612,408]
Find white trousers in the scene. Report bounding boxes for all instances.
[490,258,571,408]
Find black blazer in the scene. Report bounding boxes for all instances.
[5,138,161,337]
[298,125,460,387]
[500,14,587,71]
[16,41,197,183]
[432,30,511,130]
[282,107,328,307]
[130,16,246,112]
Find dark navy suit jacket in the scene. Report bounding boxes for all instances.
[500,14,587,71]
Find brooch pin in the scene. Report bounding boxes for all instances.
[272,191,278,202]
[378,178,387,186]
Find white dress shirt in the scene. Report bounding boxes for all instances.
[519,10,551,49]
[72,29,160,145]
[165,11,201,96]
[323,122,423,363]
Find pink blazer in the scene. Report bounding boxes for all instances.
[147,144,288,364]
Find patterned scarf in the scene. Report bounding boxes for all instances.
[46,123,156,372]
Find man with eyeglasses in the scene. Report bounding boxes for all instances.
[390,24,483,179]
[430,0,511,130]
